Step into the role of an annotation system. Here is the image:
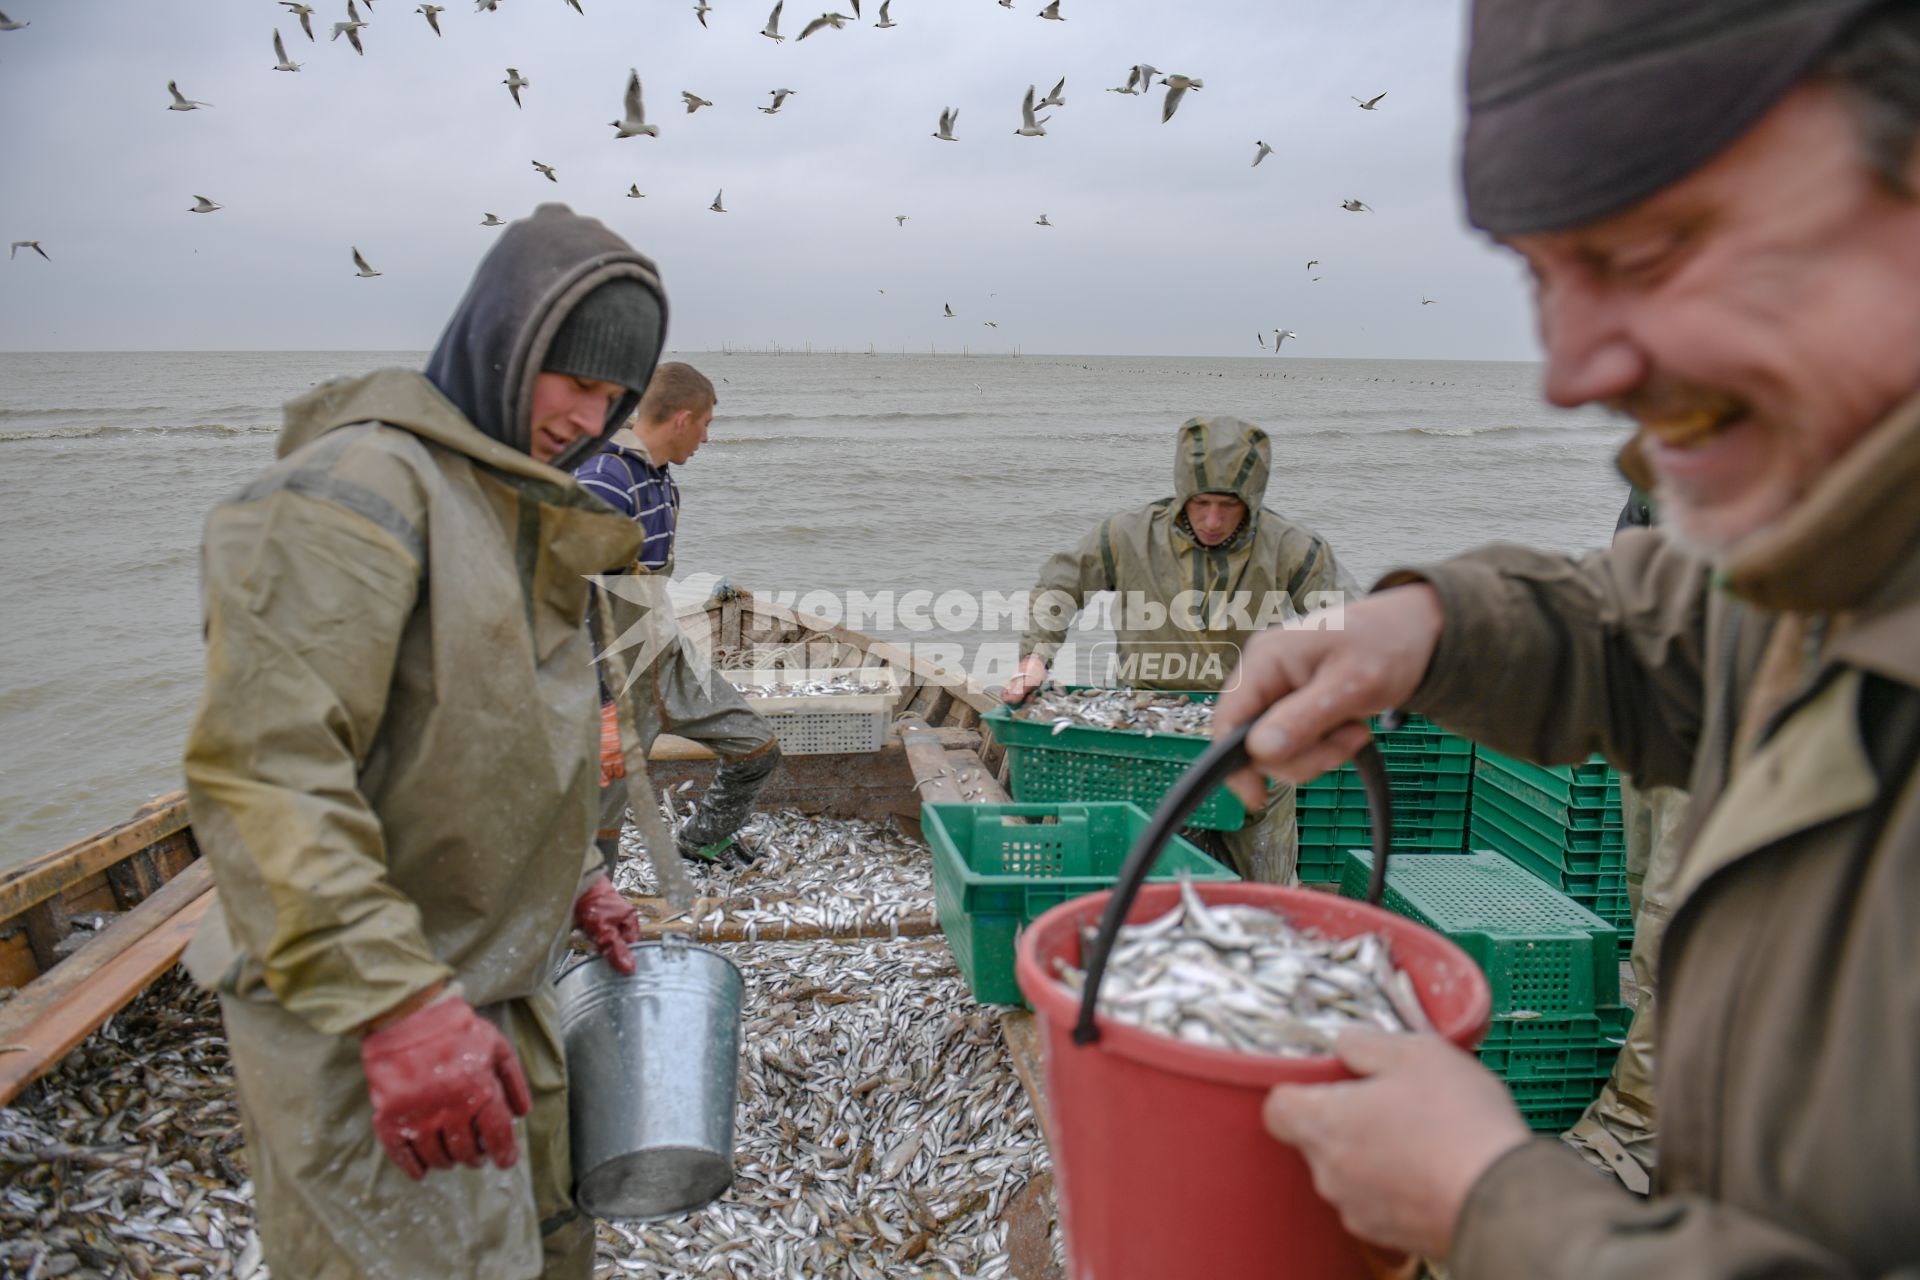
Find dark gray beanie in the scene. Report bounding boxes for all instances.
[1463,0,1888,234]
[542,278,660,392]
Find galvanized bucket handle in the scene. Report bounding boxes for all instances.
[1070,718,1400,1047]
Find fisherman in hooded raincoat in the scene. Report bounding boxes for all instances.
[182,204,668,1279]
[1004,416,1357,883]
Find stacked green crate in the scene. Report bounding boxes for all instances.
[1295,714,1473,886]
[1337,850,1631,1132]
[1471,751,1633,954]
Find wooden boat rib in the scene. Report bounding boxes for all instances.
[0,589,1018,1107]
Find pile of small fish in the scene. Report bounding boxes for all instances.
[602,937,1055,1277]
[2,816,1060,1278]
[0,969,267,1280]
[735,673,898,699]
[1016,685,1215,737]
[1055,878,1432,1056]
[613,801,936,941]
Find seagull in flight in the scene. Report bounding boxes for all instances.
[796,11,851,39]
[1273,328,1297,349]
[352,247,382,278]
[895,215,909,226]
[189,195,223,213]
[167,81,212,111]
[332,0,368,53]
[682,91,713,113]
[984,321,998,328]
[476,0,500,9]
[1158,74,1201,123]
[0,8,29,27]
[611,70,658,136]
[1107,63,1157,95]
[693,0,711,25]
[1352,92,1387,110]
[1421,296,1437,305]
[481,213,505,225]
[10,240,49,261]
[1038,76,1065,108]
[943,303,956,317]
[280,3,316,39]
[627,184,645,198]
[272,29,303,71]
[874,0,895,26]
[1305,259,1318,270]
[710,189,727,212]
[1251,140,1272,167]
[1037,0,1063,18]
[932,106,958,141]
[504,68,530,108]
[532,159,558,182]
[563,0,583,12]
[417,4,444,34]
[1341,198,1372,211]
[761,0,785,41]
[1035,214,1051,226]
[1014,85,1050,137]
[759,88,795,114]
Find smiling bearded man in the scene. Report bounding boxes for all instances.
[1210,1,1920,1275]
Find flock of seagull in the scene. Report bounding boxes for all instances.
[6,0,1433,348]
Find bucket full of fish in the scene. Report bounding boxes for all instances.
[555,938,745,1221]
[1014,724,1492,1279]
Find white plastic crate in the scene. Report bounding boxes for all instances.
[723,667,905,755]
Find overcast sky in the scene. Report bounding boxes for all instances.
[0,0,1544,358]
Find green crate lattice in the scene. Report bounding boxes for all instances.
[924,800,1239,1006]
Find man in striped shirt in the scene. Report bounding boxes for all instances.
[577,363,780,871]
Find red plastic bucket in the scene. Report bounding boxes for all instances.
[1015,882,1492,1280]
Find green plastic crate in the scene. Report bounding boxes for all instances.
[1477,750,1619,808]
[1517,1100,1595,1133]
[924,801,1239,1006]
[1475,788,1624,860]
[985,692,1249,830]
[1337,850,1621,1017]
[1473,817,1636,942]
[1473,758,1622,831]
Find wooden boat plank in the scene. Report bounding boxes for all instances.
[0,883,215,1106]
[0,794,193,922]
[997,1010,1054,1153]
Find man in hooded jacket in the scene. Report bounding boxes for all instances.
[182,204,668,1279]
[1004,416,1356,883]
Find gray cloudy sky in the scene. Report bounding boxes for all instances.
[0,0,1543,358]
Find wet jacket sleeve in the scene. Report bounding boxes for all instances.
[1281,531,1360,609]
[1377,530,1710,791]
[1019,521,1116,665]
[1454,1141,1873,1280]
[184,487,451,1037]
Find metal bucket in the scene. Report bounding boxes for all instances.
[555,939,745,1221]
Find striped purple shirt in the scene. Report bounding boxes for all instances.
[575,440,679,572]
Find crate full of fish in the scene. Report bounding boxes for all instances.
[922,801,1238,1005]
[1336,850,1622,1018]
[984,686,1252,830]
[723,667,904,755]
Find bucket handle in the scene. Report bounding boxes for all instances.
[1069,718,1400,1047]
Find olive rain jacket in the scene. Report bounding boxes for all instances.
[182,205,667,1279]
[1018,416,1356,693]
[1386,388,1920,1279]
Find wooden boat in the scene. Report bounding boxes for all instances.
[0,588,1022,1107]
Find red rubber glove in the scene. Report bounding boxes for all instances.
[599,702,626,787]
[359,996,532,1180]
[575,874,640,976]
